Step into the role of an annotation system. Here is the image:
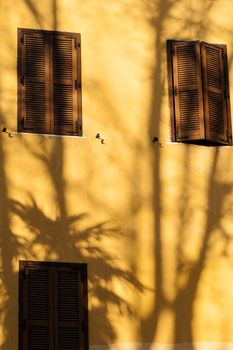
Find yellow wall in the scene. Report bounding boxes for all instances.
[1,0,233,349]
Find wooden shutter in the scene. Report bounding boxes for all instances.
[201,42,230,144]
[54,267,85,349]
[51,33,81,136]
[19,262,88,350]
[18,29,82,136]
[171,41,205,141]
[18,30,49,133]
[19,263,52,349]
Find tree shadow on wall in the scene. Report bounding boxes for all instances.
[139,0,233,349]
[0,132,145,349]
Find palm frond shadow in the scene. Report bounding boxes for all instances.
[9,195,145,346]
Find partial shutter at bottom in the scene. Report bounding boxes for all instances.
[54,267,84,350]
[19,264,53,350]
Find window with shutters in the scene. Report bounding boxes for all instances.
[19,261,88,350]
[17,28,82,136]
[167,40,232,145]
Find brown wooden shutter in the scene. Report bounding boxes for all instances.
[172,41,205,141]
[18,29,49,133]
[51,33,82,135]
[54,267,85,349]
[18,29,82,136]
[201,42,231,144]
[19,262,88,350]
[19,263,52,349]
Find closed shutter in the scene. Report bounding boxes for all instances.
[19,264,52,349]
[18,30,49,133]
[172,41,205,141]
[19,261,88,350]
[201,42,229,144]
[18,29,82,136]
[52,34,81,135]
[54,267,83,349]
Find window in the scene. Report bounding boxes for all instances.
[17,28,82,136]
[19,261,88,350]
[167,40,232,145]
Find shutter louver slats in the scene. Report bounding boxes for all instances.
[54,85,74,129]
[179,90,200,131]
[177,46,198,86]
[26,82,46,132]
[173,42,205,141]
[208,91,224,134]
[26,36,45,79]
[28,269,49,320]
[59,328,80,350]
[23,266,50,350]
[201,43,228,143]
[23,33,47,133]
[28,326,49,349]
[53,38,73,80]
[53,37,78,135]
[58,270,80,322]
[55,268,82,350]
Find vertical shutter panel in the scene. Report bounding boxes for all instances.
[18,30,49,133]
[54,267,83,350]
[172,41,205,141]
[20,265,52,350]
[52,34,80,135]
[201,43,229,144]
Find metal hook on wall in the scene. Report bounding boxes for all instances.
[152,136,163,148]
[96,133,105,144]
[2,127,13,138]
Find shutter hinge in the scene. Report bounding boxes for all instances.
[173,86,177,96]
[75,41,80,48]
[75,80,81,89]
[21,76,25,85]
[20,36,24,45]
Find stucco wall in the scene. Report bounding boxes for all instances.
[1,0,233,349]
